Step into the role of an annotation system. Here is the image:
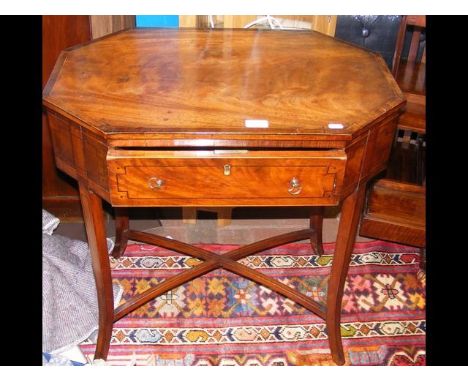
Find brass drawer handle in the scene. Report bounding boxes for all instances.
[288,177,302,195]
[148,177,165,190]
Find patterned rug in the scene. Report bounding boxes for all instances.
[80,240,425,366]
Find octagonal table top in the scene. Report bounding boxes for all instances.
[43,28,404,141]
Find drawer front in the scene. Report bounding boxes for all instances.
[107,150,346,206]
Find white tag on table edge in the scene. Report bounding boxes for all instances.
[245,119,269,128]
[327,123,344,129]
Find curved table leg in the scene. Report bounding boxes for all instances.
[326,184,367,365]
[111,207,129,259]
[310,207,324,256]
[79,183,114,361]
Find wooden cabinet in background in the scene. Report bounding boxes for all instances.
[90,16,136,39]
[42,16,135,220]
[42,16,92,220]
[360,16,426,257]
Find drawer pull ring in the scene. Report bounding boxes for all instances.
[224,164,231,176]
[288,177,302,195]
[148,177,165,190]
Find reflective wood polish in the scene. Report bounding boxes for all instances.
[43,29,405,365]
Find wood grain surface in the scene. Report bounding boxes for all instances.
[107,149,346,206]
[42,28,406,365]
[360,179,425,247]
[43,28,403,140]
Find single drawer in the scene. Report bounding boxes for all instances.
[107,149,347,207]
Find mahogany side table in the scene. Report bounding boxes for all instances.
[43,28,405,365]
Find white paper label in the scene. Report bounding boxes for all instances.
[328,123,344,129]
[245,119,269,128]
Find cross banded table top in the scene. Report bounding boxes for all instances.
[43,28,404,140]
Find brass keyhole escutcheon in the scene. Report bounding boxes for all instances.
[148,177,165,190]
[288,177,302,195]
[224,164,231,176]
